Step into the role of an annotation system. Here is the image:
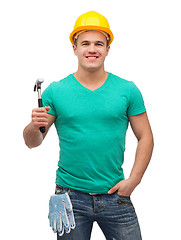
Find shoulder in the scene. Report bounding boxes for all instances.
[49,74,73,89]
[42,74,73,98]
[109,72,134,91]
[110,73,141,88]
[109,73,132,84]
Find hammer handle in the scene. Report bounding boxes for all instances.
[38,99,46,133]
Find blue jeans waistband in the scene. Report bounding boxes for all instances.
[55,184,99,195]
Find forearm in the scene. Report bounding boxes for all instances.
[129,135,154,185]
[23,122,43,148]
[108,113,154,196]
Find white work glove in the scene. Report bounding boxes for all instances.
[48,193,76,236]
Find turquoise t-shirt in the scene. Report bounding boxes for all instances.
[42,73,146,193]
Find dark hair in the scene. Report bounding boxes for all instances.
[74,38,78,47]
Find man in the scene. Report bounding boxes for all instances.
[23,11,154,240]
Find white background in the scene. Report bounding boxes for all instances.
[0,0,181,239]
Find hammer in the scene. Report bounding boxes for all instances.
[34,78,46,133]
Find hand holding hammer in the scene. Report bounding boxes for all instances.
[34,79,47,133]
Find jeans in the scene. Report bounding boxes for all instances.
[56,186,142,240]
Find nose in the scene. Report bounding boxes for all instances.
[88,43,96,53]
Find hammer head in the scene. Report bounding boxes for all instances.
[34,78,44,91]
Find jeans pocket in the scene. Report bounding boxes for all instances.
[116,191,130,198]
[117,193,130,197]
[116,193,133,206]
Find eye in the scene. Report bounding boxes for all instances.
[81,42,89,46]
[96,43,104,46]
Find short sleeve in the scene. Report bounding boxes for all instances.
[127,81,146,117]
[41,83,57,117]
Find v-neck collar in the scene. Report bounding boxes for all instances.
[71,72,111,93]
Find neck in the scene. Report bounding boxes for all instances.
[74,67,108,85]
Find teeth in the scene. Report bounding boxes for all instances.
[87,56,98,59]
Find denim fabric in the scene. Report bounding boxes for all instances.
[56,187,142,240]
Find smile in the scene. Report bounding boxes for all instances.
[86,56,99,59]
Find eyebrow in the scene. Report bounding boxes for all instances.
[81,40,105,45]
[96,41,105,45]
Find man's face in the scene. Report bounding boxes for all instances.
[73,31,110,72]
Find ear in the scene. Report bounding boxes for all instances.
[106,45,110,56]
[73,45,77,56]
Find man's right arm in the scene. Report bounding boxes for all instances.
[23,106,56,148]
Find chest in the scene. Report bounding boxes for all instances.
[53,88,129,126]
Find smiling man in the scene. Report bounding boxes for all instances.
[73,30,110,75]
[23,11,154,240]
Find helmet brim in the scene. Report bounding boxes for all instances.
[69,26,114,46]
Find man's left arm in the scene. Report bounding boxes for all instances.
[108,112,154,196]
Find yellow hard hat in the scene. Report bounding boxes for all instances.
[69,11,114,46]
